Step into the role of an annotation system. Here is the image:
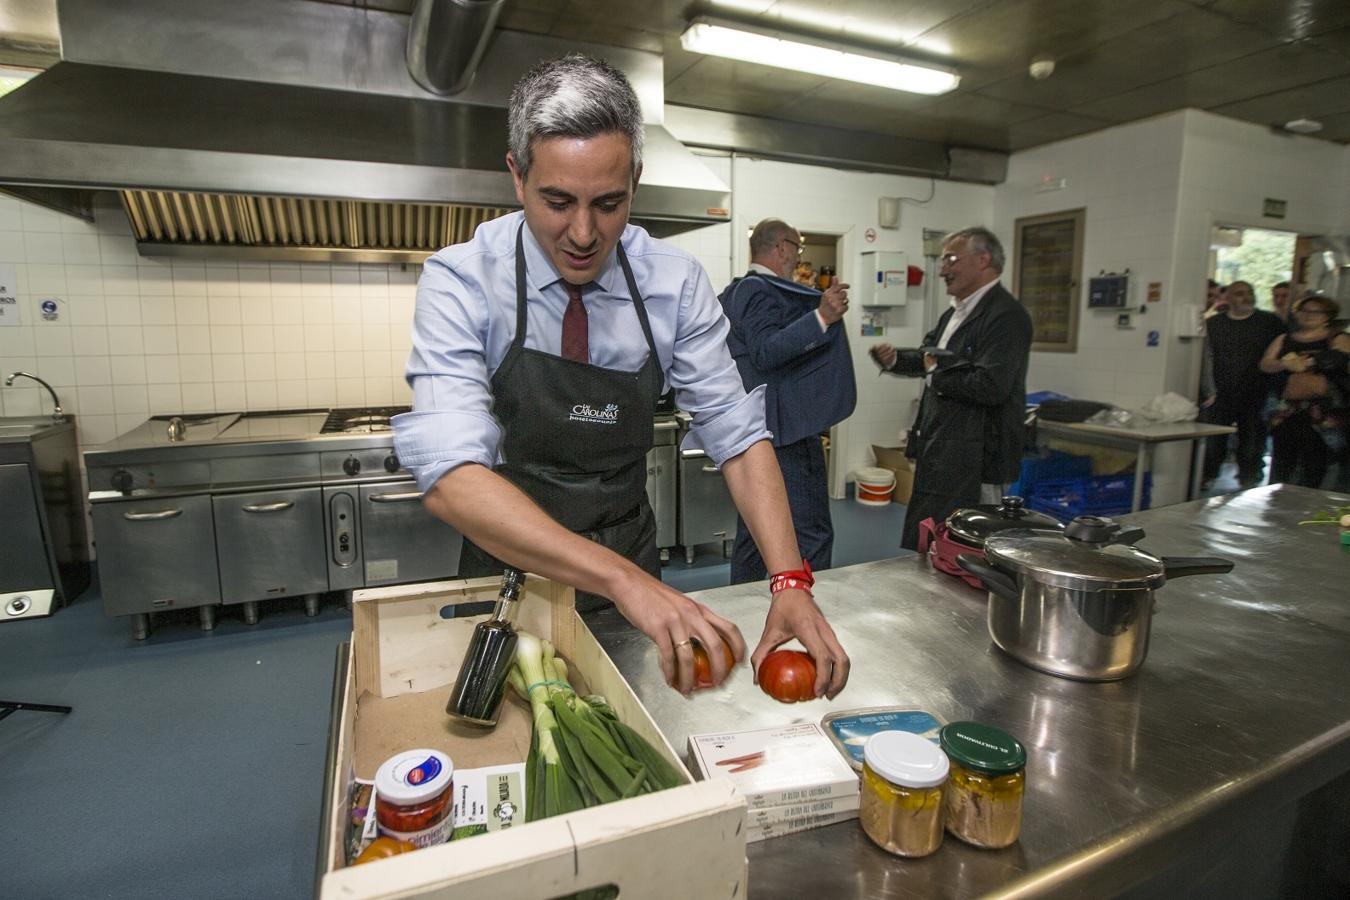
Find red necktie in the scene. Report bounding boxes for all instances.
[561,282,588,363]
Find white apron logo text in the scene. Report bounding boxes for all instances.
[569,403,620,426]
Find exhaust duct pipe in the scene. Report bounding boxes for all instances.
[407,0,507,96]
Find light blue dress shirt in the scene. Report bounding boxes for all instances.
[394,211,769,493]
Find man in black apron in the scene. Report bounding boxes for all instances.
[394,54,850,698]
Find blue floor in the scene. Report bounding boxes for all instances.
[0,494,910,900]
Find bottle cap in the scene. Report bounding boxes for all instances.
[375,749,454,805]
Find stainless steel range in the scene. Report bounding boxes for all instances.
[85,407,462,639]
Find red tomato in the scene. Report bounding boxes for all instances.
[757,650,817,703]
[692,639,737,688]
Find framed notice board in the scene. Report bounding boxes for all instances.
[1013,208,1084,353]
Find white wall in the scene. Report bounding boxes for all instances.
[995,109,1350,505]
[0,194,418,459]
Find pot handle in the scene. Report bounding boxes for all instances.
[1161,557,1235,579]
[956,553,1020,601]
[1110,526,1147,546]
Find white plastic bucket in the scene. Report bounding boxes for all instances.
[854,467,896,506]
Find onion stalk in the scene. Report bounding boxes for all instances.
[512,629,683,821]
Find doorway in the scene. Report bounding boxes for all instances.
[1210,225,1297,311]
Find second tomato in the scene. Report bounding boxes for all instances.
[758,649,817,703]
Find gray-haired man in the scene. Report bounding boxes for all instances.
[394,54,849,698]
[871,227,1032,550]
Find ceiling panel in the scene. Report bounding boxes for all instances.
[976,8,1279,109]
[907,0,1192,79]
[1070,40,1350,123]
[1004,111,1122,149]
[1199,0,1350,39]
[1211,76,1350,126]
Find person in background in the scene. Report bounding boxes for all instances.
[1271,281,1293,322]
[719,218,856,584]
[870,227,1032,550]
[1199,280,1286,490]
[393,54,848,698]
[1203,279,1227,319]
[1259,294,1350,488]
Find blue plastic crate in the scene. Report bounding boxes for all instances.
[1007,450,1093,499]
[1024,473,1152,522]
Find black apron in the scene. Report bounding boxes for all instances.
[457,225,664,611]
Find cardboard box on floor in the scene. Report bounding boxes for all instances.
[870,445,914,504]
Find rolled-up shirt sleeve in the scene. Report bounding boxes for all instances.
[670,260,770,465]
[393,252,502,493]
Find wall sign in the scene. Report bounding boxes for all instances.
[1013,208,1085,353]
[0,263,17,327]
[1263,198,1287,219]
[41,298,60,321]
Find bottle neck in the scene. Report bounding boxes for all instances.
[489,596,517,624]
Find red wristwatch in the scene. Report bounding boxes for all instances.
[769,561,814,596]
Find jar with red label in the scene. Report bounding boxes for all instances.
[374,749,455,848]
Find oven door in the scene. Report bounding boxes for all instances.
[358,481,463,587]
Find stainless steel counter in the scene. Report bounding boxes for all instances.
[588,484,1350,898]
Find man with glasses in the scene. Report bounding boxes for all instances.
[870,226,1032,550]
[719,218,855,583]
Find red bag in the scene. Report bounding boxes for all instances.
[917,517,987,589]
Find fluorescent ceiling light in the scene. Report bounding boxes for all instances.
[680,19,959,95]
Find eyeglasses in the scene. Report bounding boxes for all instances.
[940,253,961,266]
[781,238,804,256]
[1297,305,1333,317]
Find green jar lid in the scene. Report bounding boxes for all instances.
[939,721,1026,774]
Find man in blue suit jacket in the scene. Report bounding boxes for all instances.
[720,219,857,583]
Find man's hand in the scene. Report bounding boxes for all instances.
[923,352,938,373]
[1202,394,1217,408]
[819,282,850,325]
[750,588,850,699]
[607,570,748,696]
[870,342,898,370]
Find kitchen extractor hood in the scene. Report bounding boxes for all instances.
[0,0,732,261]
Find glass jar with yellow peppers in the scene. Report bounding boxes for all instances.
[859,731,950,857]
[938,721,1026,849]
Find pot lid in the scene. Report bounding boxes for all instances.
[946,495,1064,547]
[983,516,1166,591]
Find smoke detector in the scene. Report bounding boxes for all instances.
[1283,118,1323,134]
[1029,56,1055,80]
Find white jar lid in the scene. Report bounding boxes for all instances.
[375,749,454,805]
[864,731,949,788]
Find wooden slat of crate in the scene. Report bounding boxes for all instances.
[318,575,747,899]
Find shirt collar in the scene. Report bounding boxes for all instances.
[749,262,780,278]
[952,278,999,313]
[519,216,623,297]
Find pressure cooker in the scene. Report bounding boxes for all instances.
[957,516,1234,681]
[917,496,1064,589]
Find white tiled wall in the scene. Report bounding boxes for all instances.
[0,195,418,456]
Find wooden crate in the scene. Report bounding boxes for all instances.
[316,575,747,899]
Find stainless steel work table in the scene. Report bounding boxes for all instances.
[588,484,1350,898]
[1034,419,1237,510]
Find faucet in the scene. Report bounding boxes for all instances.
[4,371,66,422]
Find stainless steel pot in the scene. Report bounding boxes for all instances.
[957,516,1234,681]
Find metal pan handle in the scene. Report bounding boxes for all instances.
[1160,557,1234,579]
[956,553,1020,601]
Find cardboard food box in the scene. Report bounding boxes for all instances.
[871,444,915,504]
[316,576,746,899]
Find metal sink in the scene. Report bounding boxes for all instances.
[0,419,58,441]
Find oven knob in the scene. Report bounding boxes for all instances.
[111,470,134,493]
[343,457,361,477]
[384,454,400,473]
